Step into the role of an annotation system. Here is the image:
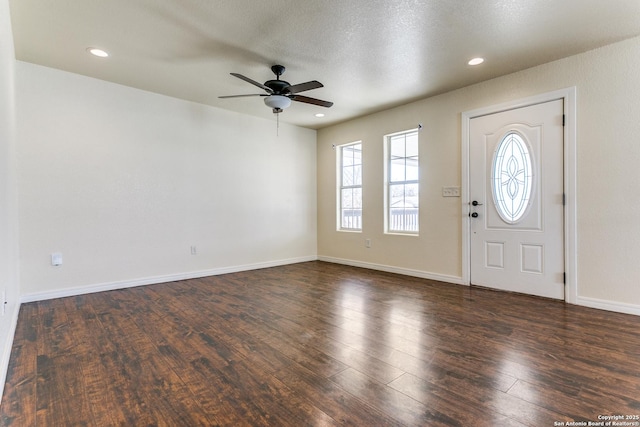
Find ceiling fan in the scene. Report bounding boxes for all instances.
[219,65,333,114]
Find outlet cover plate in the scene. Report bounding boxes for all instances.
[51,252,63,266]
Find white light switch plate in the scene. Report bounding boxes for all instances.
[442,186,461,197]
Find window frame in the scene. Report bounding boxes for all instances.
[337,141,363,232]
[384,129,420,235]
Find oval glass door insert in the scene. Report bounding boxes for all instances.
[492,132,533,223]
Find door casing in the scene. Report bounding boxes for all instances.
[461,88,577,303]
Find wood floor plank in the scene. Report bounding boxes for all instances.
[509,377,640,422]
[2,261,640,426]
[330,367,461,427]
[387,372,530,427]
[0,304,38,427]
[62,295,132,425]
[388,369,564,426]
[34,300,96,427]
[273,363,405,427]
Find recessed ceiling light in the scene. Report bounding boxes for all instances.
[314,113,325,118]
[468,57,484,66]
[87,47,109,58]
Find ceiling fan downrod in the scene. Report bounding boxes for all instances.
[271,64,286,79]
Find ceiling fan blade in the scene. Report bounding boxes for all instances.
[218,94,265,99]
[230,73,272,92]
[292,95,333,108]
[286,80,323,94]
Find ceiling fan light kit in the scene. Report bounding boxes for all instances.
[264,94,291,110]
[220,64,333,115]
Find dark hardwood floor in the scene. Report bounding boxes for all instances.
[1,261,639,426]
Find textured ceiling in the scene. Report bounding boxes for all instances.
[9,0,640,129]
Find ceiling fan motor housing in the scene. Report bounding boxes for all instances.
[265,79,291,94]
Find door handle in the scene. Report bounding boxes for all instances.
[472,200,483,206]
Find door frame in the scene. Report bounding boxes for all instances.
[461,88,577,303]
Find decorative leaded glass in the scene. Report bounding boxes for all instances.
[492,132,533,223]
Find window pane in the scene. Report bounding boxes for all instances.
[343,166,354,186]
[390,136,405,158]
[390,158,406,182]
[405,183,419,206]
[342,188,353,209]
[353,164,362,186]
[353,187,362,209]
[342,208,362,229]
[342,148,354,166]
[341,188,362,229]
[405,133,419,157]
[389,183,406,207]
[405,157,419,181]
[352,144,362,165]
[389,186,418,232]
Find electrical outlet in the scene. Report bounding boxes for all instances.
[51,252,63,266]
[190,246,197,255]
[365,239,371,248]
[442,186,461,197]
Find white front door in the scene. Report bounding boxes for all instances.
[469,99,565,299]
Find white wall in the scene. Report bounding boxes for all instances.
[16,62,317,298]
[0,0,20,402]
[318,35,640,313]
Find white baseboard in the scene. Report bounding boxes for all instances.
[6,256,637,407]
[0,301,21,404]
[318,255,466,286]
[576,296,640,316]
[18,256,640,316]
[319,257,640,317]
[20,255,317,304]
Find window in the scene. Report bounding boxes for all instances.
[385,130,419,233]
[492,132,533,223]
[338,142,362,230]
